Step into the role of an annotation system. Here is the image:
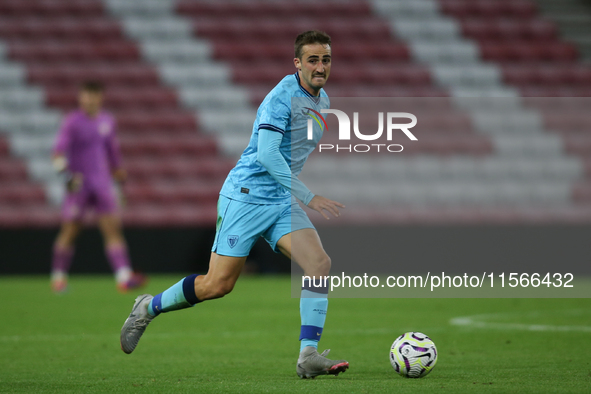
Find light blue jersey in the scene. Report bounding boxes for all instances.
[220,72,329,204]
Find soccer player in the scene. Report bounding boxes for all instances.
[51,81,146,293]
[120,31,349,378]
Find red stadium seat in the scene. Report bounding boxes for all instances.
[0,182,46,205]
[502,65,591,89]
[119,134,217,158]
[44,89,181,114]
[440,0,537,18]
[0,138,9,156]
[117,111,197,133]
[123,204,217,227]
[125,181,221,206]
[177,1,371,19]
[0,0,103,18]
[0,205,60,227]
[0,159,28,181]
[461,19,558,41]
[566,67,591,85]
[9,41,140,64]
[562,135,591,155]
[160,158,227,179]
[195,18,392,42]
[27,64,161,88]
[573,182,591,203]
[103,89,179,111]
[0,18,123,41]
[480,42,578,62]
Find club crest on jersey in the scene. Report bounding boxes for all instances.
[98,122,111,136]
[227,235,239,248]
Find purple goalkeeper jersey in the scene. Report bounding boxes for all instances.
[53,110,122,191]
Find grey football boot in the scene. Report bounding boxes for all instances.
[120,294,154,354]
[296,346,349,378]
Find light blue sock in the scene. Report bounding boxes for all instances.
[148,274,201,317]
[299,279,328,352]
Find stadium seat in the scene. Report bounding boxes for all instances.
[27,64,161,88]
[0,0,104,18]
[0,158,28,181]
[479,42,578,62]
[45,87,180,112]
[0,136,8,156]
[177,1,371,19]
[8,40,140,63]
[0,182,45,205]
[439,0,537,19]
[0,18,123,41]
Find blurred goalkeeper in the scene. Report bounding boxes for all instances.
[50,81,146,294]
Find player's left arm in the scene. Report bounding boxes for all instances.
[306,195,344,220]
[257,129,344,219]
[105,118,126,184]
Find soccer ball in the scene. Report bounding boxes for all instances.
[389,332,438,378]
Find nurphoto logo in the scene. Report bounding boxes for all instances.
[306,109,418,153]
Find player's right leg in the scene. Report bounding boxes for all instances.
[51,220,81,293]
[120,252,246,354]
[51,189,88,292]
[120,196,279,354]
[97,213,146,293]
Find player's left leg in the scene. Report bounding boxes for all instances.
[276,228,330,347]
[97,213,145,292]
[276,229,349,378]
[269,203,348,378]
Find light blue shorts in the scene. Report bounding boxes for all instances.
[212,195,315,257]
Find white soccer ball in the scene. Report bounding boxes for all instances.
[389,332,438,378]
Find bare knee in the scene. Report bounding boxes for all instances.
[99,215,125,246]
[104,233,125,248]
[307,253,331,277]
[318,254,331,276]
[213,280,235,298]
[200,277,236,300]
[56,223,80,247]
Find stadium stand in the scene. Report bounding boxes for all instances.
[0,0,590,226]
[0,0,234,226]
[356,0,587,223]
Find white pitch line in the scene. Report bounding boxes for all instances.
[0,326,449,344]
[450,311,591,333]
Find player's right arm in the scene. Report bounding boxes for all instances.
[53,114,83,192]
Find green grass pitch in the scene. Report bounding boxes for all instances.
[1,275,590,393]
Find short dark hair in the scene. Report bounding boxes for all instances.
[294,30,331,59]
[81,81,104,93]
